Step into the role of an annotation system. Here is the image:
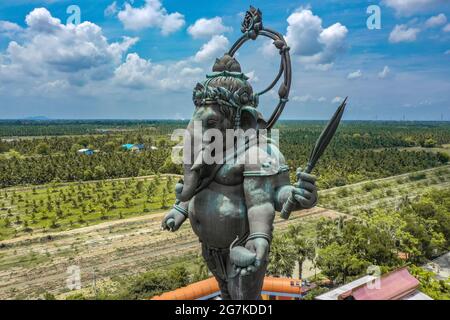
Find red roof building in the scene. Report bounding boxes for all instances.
[316,267,432,300]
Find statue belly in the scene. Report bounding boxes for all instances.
[189,183,248,249]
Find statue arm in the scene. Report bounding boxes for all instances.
[242,141,317,214]
[242,176,276,268]
[274,184,297,212]
[161,200,189,231]
[161,181,189,232]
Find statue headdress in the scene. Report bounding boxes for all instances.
[192,6,292,130]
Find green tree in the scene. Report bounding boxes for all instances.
[316,243,368,284]
[422,138,437,148]
[136,180,144,194]
[192,254,209,282]
[315,218,341,248]
[267,234,296,277]
[409,265,450,300]
[78,138,89,147]
[287,224,314,280]
[70,143,83,154]
[124,196,133,208]
[103,141,116,153]
[168,265,190,288]
[161,187,168,209]
[35,142,50,155]
[94,165,107,179]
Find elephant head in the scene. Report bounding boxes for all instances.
[177,55,265,202]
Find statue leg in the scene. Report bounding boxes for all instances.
[227,258,268,300]
[201,243,232,300]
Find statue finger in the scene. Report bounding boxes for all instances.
[247,265,257,273]
[255,241,268,262]
[293,194,309,207]
[297,172,316,184]
[298,181,315,192]
[240,268,248,276]
[161,221,170,231]
[294,189,312,200]
[295,168,303,178]
[166,218,175,230]
[244,241,255,252]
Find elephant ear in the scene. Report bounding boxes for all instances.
[240,106,261,130]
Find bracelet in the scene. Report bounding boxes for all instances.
[173,204,189,218]
[247,232,271,243]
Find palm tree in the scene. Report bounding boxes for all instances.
[267,234,296,277]
[307,238,319,280]
[287,224,314,280]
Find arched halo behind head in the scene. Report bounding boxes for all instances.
[192,6,292,130]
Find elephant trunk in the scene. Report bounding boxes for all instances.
[178,164,201,202]
[177,122,204,202]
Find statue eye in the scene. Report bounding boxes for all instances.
[206,119,218,127]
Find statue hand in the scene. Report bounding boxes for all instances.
[292,171,318,209]
[161,208,187,232]
[235,238,269,276]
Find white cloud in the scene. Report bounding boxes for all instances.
[332,96,343,104]
[104,1,118,17]
[378,66,391,79]
[292,95,329,103]
[25,7,61,33]
[0,20,22,38]
[114,53,202,91]
[194,35,229,62]
[114,53,164,89]
[37,79,70,95]
[0,8,137,86]
[292,94,314,103]
[285,10,323,56]
[179,67,203,77]
[444,24,450,32]
[383,0,444,17]
[187,17,231,39]
[389,24,420,43]
[262,9,348,70]
[117,0,185,35]
[0,7,230,98]
[245,70,259,82]
[347,70,363,80]
[425,13,447,28]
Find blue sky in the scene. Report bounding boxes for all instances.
[0,0,449,120]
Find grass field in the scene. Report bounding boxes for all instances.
[0,175,179,240]
[319,165,450,215]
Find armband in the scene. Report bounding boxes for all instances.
[247,232,272,243]
[173,204,189,218]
